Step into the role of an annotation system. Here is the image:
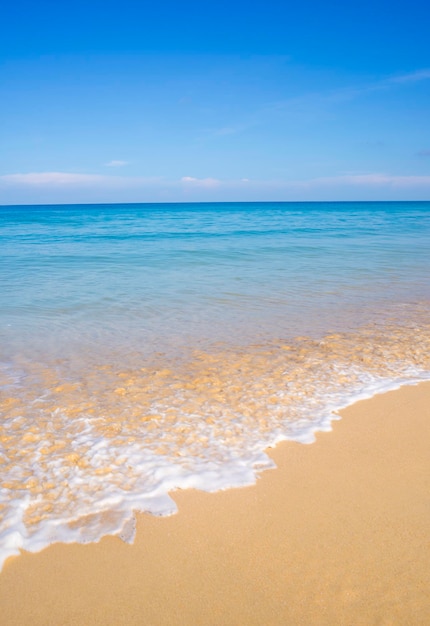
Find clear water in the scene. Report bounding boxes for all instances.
[1,201,430,568]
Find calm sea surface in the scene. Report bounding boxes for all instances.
[1,201,430,567]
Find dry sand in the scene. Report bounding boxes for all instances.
[1,381,430,625]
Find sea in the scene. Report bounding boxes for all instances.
[1,201,430,569]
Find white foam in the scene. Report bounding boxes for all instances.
[1,344,430,572]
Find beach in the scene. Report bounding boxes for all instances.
[1,201,430,624]
[2,0,430,617]
[2,380,429,625]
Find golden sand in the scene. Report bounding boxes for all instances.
[2,318,430,548]
[1,381,430,625]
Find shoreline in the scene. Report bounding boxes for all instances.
[2,380,430,625]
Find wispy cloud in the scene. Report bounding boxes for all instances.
[275,68,430,108]
[182,172,430,191]
[203,67,430,140]
[0,171,159,187]
[388,69,430,84]
[181,176,221,188]
[2,171,429,201]
[287,173,430,189]
[0,171,226,189]
[332,173,430,187]
[104,160,128,167]
[0,172,109,185]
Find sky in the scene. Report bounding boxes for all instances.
[1,0,430,204]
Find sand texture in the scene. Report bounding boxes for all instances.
[1,381,430,625]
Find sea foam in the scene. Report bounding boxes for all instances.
[1,319,430,570]
[1,201,430,569]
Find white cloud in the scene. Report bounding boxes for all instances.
[3,171,430,192]
[2,171,429,205]
[0,172,108,185]
[0,171,161,188]
[181,176,221,188]
[310,173,430,187]
[104,160,128,167]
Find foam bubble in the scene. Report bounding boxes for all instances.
[1,313,430,570]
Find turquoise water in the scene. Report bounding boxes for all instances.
[1,201,430,567]
[1,201,429,359]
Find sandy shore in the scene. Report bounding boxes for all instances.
[1,381,430,625]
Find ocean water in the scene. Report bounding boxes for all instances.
[1,201,430,568]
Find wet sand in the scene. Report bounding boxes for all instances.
[1,381,430,625]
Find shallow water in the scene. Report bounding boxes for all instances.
[1,201,430,568]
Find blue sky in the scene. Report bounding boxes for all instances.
[1,0,430,203]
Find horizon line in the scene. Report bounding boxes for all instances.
[1,198,430,208]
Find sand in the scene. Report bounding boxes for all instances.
[1,381,430,625]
